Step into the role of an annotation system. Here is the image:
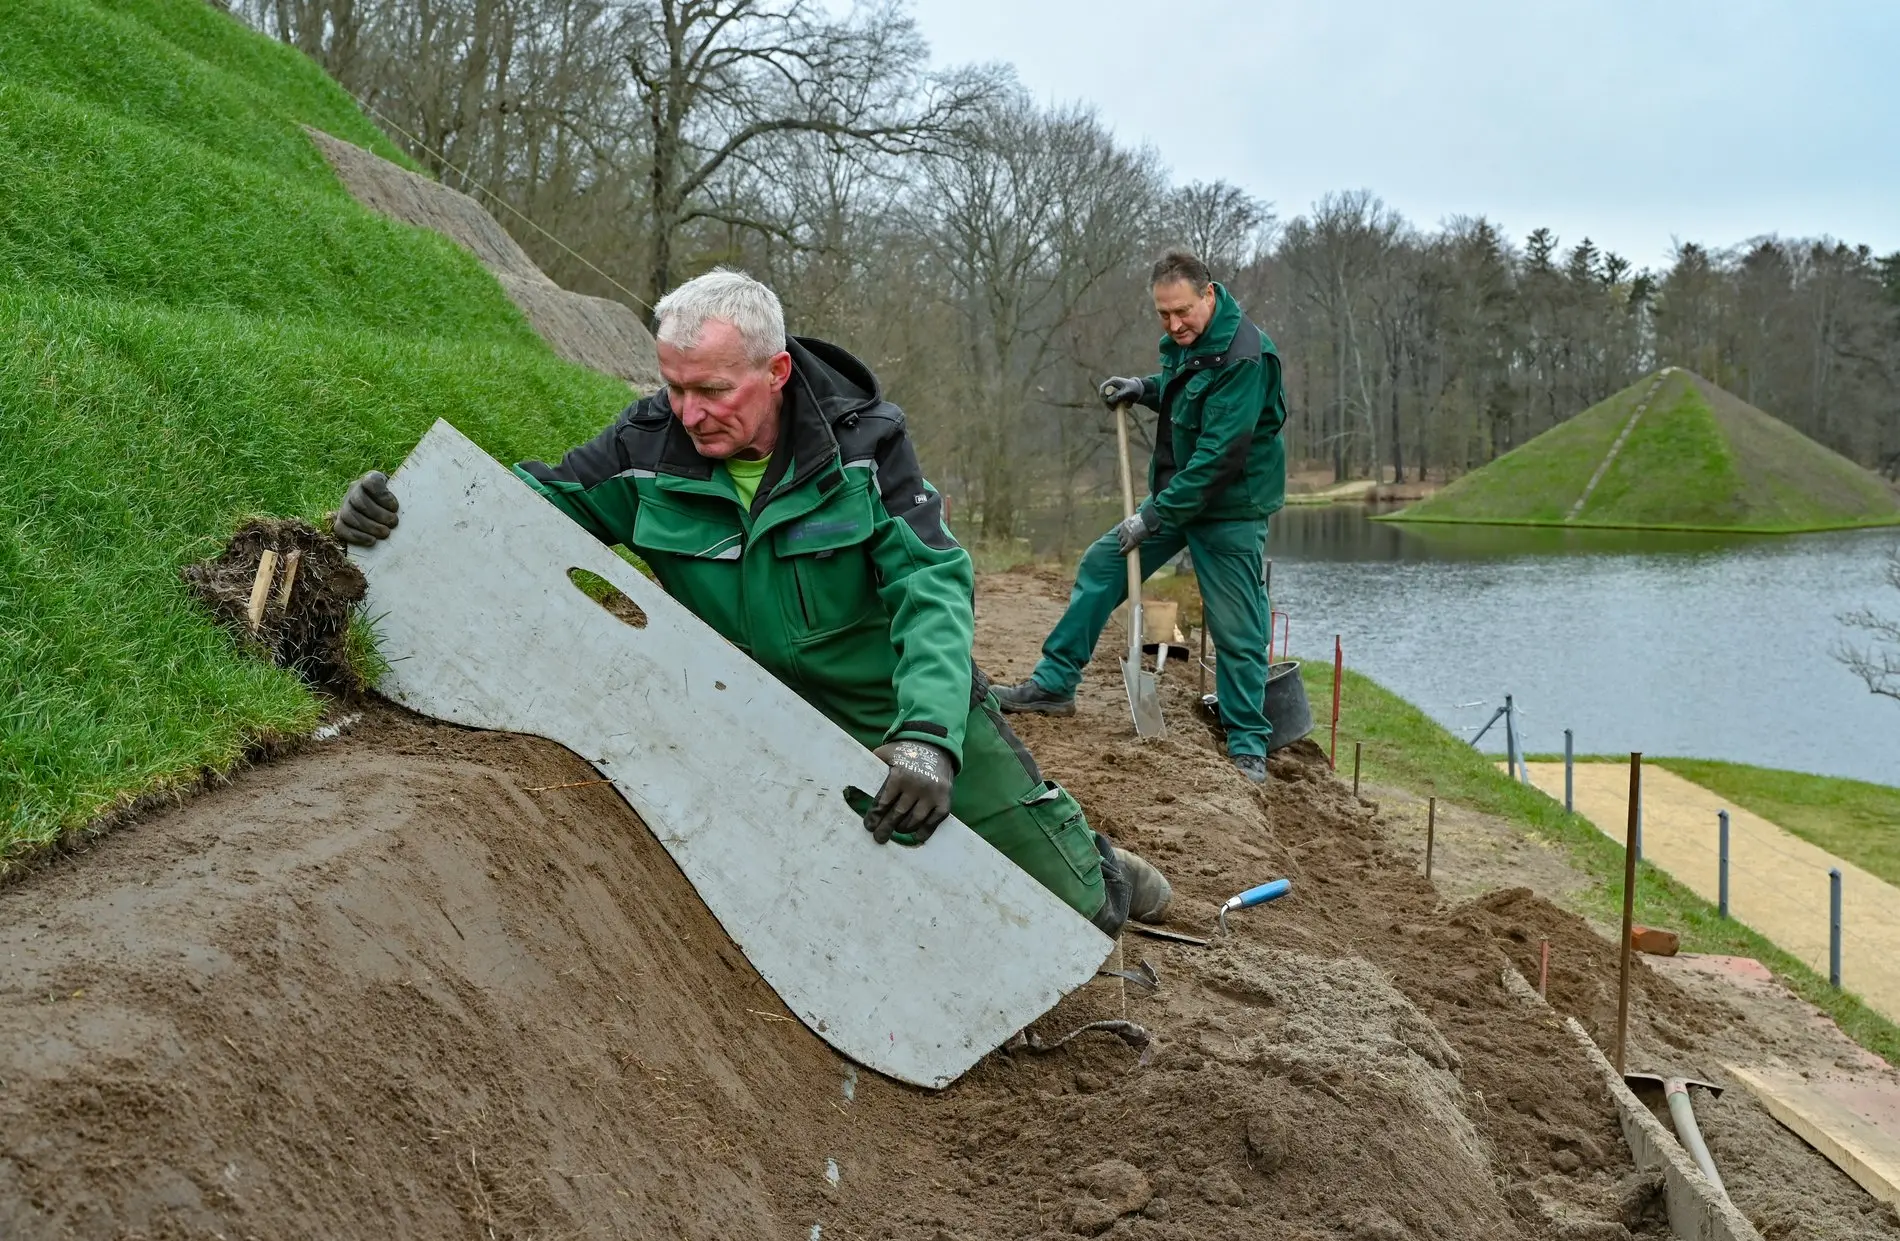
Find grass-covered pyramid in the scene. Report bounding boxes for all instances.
[1389,368,1900,531]
[1,0,633,859]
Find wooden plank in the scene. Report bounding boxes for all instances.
[1726,1062,1900,1207]
[353,420,1113,1089]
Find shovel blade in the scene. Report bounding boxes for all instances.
[1122,655,1166,738]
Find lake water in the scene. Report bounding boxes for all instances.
[1262,505,1900,786]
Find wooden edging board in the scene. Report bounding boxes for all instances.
[1723,1062,1900,1208]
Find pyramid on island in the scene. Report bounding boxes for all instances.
[1392,368,1900,530]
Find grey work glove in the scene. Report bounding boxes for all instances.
[1114,502,1160,556]
[865,740,955,844]
[1099,376,1146,409]
[334,471,400,547]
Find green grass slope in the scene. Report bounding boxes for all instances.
[1389,369,1900,532]
[0,0,634,862]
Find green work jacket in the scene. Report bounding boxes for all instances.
[514,337,979,765]
[1135,282,1288,526]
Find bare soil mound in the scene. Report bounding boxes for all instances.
[3,570,1672,1238]
[0,710,856,1239]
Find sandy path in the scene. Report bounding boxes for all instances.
[1522,761,1900,1023]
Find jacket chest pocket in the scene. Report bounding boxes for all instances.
[773,496,880,640]
[631,494,745,632]
[1173,371,1216,430]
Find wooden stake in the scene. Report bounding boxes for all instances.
[1538,938,1550,997]
[246,550,279,632]
[1425,796,1436,879]
[1329,634,1342,771]
[273,548,303,615]
[1615,751,1642,1075]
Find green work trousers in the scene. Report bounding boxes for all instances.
[907,691,1106,925]
[1030,516,1272,758]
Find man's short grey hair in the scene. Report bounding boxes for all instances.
[653,267,787,363]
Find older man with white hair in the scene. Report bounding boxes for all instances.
[335,268,1171,935]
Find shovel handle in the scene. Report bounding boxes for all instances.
[1114,402,1143,660]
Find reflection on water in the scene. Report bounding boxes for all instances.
[1265,506,1900,786]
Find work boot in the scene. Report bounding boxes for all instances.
[1233,754,1268,785]
[993,677,1076,716]
[1113,847,1173,924]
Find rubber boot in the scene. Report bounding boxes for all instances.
[1090,834,1132,936]
[1112,847,1173,924]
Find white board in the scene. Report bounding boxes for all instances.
[353,421,1113,1087]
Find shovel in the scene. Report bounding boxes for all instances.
[1624,1071,1727,1196]
[1113,400,1164,738]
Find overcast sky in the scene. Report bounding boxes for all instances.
[907,0,1898,270]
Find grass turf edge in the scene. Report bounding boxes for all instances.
[1302,658,1900,1067]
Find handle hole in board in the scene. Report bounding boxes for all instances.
[568,567,648,629]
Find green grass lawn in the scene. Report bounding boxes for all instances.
[0,0,633,866]
[1386,369,1900,533]
[1301,658,1900,1066]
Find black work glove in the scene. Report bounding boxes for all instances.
[1099,376,1147,409]
[865,740,955,844]
[334,471,400,547]
[1114,502,1160,556]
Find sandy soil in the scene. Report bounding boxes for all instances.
[1,564,1881,1238]
[1358,764,1900,1241]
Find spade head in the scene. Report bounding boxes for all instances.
[1624,1072,1725,1098]
[1122,653,1165,738]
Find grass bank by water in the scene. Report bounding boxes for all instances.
[1301,659,1900,1065]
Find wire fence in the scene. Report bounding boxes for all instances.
[1460,699,1894,997]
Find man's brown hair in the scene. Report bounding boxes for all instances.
[1149,248,1212,293]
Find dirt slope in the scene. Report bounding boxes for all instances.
[2,569,1676,1239]
[0,712,856,1239]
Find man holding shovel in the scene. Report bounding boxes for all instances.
[996,250,1287,784]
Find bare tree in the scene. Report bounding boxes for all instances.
[1837,545,1900,703]
[1168,180,1274,278]
[910,98,1165,540]
[620,0,996,305]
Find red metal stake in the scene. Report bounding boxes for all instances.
[1329,634,1343,771]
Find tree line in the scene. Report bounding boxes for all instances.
[239,0,1900,550]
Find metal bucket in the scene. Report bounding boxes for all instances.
[1197,660,1313,751]
[1263,660,1312,751]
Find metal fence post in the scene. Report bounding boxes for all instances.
[1830,868,1843,989]
[1504,694,1518,780]
[1563,728,1574,812]
[1717,810,1730,918]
